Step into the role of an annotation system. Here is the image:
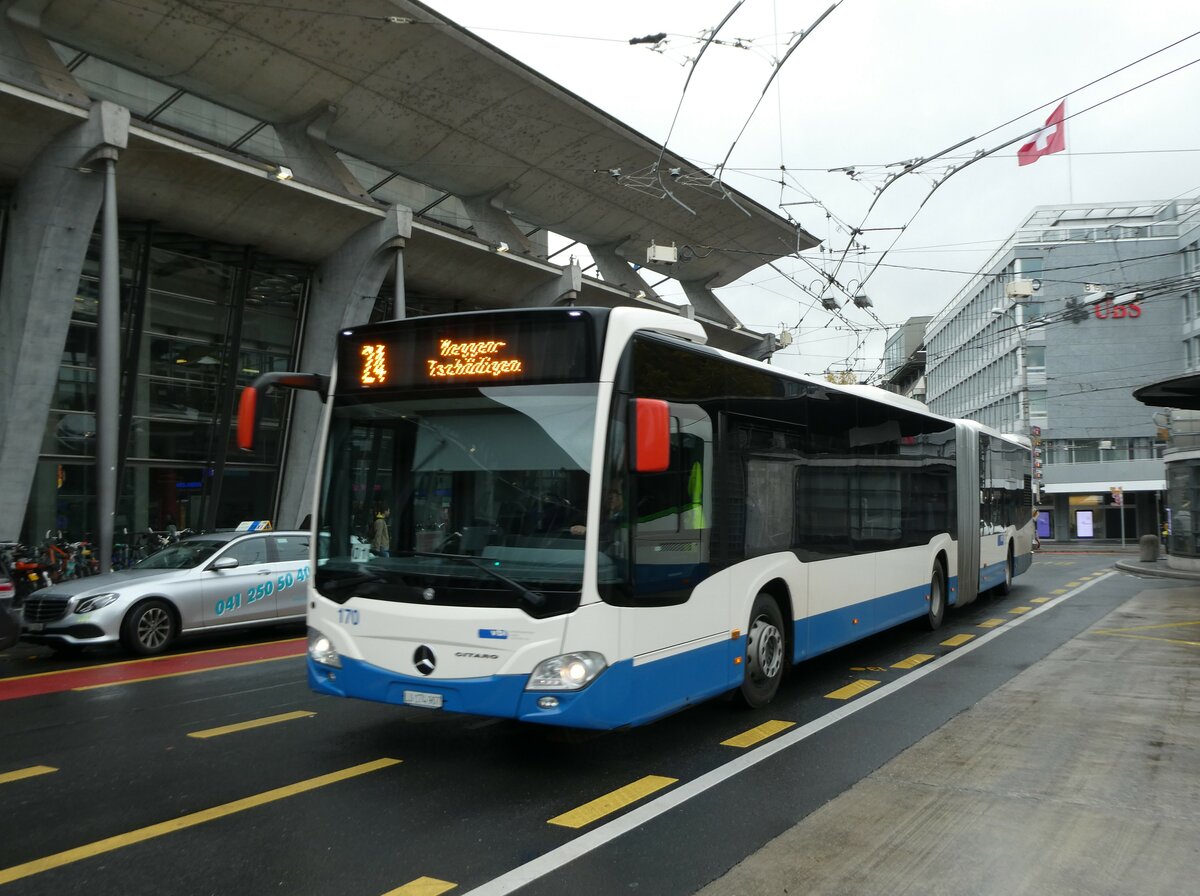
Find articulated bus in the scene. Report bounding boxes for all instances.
[238,307,1033,730]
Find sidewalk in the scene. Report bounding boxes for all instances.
[696,578,1200,896]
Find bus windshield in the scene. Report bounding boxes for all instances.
[316,383,599,614]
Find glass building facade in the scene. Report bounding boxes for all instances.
[23,227,308,543]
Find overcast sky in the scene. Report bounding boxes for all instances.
[425,0,1200,378]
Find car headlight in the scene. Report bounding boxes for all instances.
[526,651,606,691]
[307,627,342,668]
[75,593,119,614]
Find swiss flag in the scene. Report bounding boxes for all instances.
[1017,101,1066,166]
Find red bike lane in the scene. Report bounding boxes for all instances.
[0,638,306,701]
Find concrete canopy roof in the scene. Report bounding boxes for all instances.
[1134,374,1200,411]
[30,0,817,288]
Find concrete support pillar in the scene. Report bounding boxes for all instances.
[0,4,90,102]
[459,189,533,254]
[274,104,373,202]
[516,260,581,307]
[95,154,121,571]
[586,243,659,299]
[0,101,129,542]
[740,333,780,362]
[276,205,413,529]
[679,279,742,331]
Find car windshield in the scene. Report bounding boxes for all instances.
[134,540,225,570]
[317,383,599,611]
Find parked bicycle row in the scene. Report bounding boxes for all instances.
[0,528,193,604]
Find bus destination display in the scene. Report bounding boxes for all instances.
[339,312,595,391]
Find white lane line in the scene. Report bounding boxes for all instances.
[462,572,1116,896]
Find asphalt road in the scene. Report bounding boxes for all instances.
[0,554,1147,896]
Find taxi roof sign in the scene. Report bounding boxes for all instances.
[235,520,273,531]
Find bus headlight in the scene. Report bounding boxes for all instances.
[308,627,342,668]
[75,593,119,614]
[526,652,606,691]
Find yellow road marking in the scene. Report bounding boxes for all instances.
[1010,606,1033,615]
[548,775,677,829]
[382,878,457,896]
[1031,597,1051,604]
[73,653,299,690]
[721,720,796,748]
[1066,581,1082,586]
[0,766,57,786]
[1052,588,1068,595]
[188,710,316,739]
[977,619,1006,629]
[1096,620,1200,634]
[0,758,400,886]
[1095,632,1200,647]
[891,654,934,670]
[1092,620,1200,648]
[825,679,880,700]
[940,634,975,647]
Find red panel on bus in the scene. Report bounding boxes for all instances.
[635,398,670,473]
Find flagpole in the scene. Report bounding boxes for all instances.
[1065,114,1074,203]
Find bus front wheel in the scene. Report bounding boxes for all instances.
[739,593,785,708]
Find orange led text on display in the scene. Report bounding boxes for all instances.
[360,343,388,385]
[427,338,523,379]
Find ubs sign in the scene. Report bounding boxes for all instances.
[1093,296,1142,319]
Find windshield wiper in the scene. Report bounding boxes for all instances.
[399,550,546,608]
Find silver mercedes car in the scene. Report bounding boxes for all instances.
[19,530,313,656]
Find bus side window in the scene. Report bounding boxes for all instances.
[629,405,712,602]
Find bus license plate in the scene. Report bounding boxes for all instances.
[403,690,443,709]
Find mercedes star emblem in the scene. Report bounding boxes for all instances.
[414,645,436,676]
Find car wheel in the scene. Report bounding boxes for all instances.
[926,562,946,630]
[738,592,786,708]
[121,599,177,656]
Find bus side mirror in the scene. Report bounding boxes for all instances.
[237,371,330,452]
[633,398,670,473]
[236,387,259,452]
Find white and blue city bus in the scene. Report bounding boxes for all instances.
[238,306,1033,730]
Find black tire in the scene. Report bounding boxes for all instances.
[738,593,786,708]
[120,599,177,656]
[926,562,946,630]
[996,546,1014,595]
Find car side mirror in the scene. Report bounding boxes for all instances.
[210,557,239,571]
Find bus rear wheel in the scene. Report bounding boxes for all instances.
[926,563,946,630]
[739,593,785,708]
[996,546,1014,595]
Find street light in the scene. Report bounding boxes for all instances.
[990,305,1028,433]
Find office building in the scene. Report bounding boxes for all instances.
[925,199,1200,543]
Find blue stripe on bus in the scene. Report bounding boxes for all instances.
[1014,551,1033,577]
[307,641,739,731]
[795,579,944,661]
[979,558,1010,592]
[308,658,529,717]
[308,569,1007,730]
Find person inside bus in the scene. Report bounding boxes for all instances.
[371,508,391,557]
[570,485,625,538]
